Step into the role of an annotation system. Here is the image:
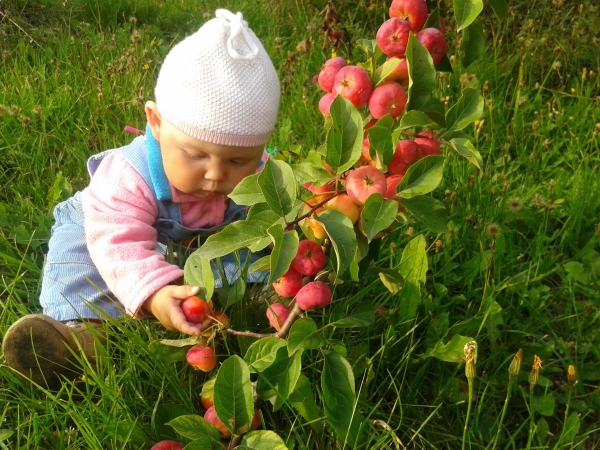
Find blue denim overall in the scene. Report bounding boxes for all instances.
[39,130,266,321]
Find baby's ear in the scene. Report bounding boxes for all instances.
[145,101,161,139]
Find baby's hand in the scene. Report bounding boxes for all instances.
[143,285,212,335]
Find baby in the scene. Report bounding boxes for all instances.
[2,9,280,389]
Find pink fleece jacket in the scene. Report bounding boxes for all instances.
[80,150,263,317]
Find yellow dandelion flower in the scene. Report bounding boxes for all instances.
[142,63,150,70]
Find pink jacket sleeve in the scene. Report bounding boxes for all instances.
[81,152,184,317]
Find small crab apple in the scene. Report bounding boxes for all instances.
[376,18,412,58]
[204,406,231,439]
[333,65,373,108]
[324,194,361,224]
[318,92,337,116]
[388,140,421,175]
[181,296,211,324]
[385,174,404,198]
[200,377,216,409]
[211,311,229,328]
[368,82,407,119]
[381,57,409,86]
[272,267,303,297]
[150,441,184,450]
[307,210,328,240]
[416,28,447,65]
[389,0,428,32]
[250,408,261,430]
[303,180,336,196]
[296,281,333,311]
[318,56,347,93]
[292,240,327,275]
[345,165,387,205]
[266,303,291,331]
[186,344,217,372]
[414,131,441,156]
[330,29,341,41]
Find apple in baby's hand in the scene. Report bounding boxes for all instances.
[389,0,428,32]
[150,441,183,450]
[414,131,441,156]
[272,267,303,297]
[266,302,291,331]
[186,344,217,372]
[181,296,211,324]
[333,65,373,108]
[296,281,332,311]
[318,56,348,93]
[345,165,387,205]
[416,28,447,65]
[368,82,407,119]
[292,240,327,275]
[376,18,412,58]
[200,377,216,409]
[204,406,232,439]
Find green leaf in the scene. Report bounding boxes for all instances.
[315,209,357,275]
[397,110,435,130]
[322,351,367,445]
[216,273,246,309]
[267,226,299,284]
[239,430,289,450]
[562,412,581,443]
[446,88,484,132]
[0,430,14,441]
[288,374,324,435]
[214,355,254,434]
[532,394,556,417]
[397,155,445,198]
[488,0,508,20]
[166,415,222,441]
[256,346,303,411]
[287,317,326,354]
[378,269,405,295]
[461,19,486,67]
[398,235,428,284]
[158,336,204,348]
[197,211,281,260]
[453,0,484,31]
[258,159,297,217]
[105,421,147,447]
[420,97,446,126]
[184,254,215,302]
[448,138,483,170]
[244,337,287,373]
[228,173,266,206]
[329,302,376,328]
[406,34,435,111]
[248,255,270,274]
[373,57,401,86]
[184,438,226,450]
[401,195,448,233]
[325,96,364,173]
[421,334,474,362]
[366,126,394,169]
[147,341,188,363]
[360,194,398,242]
[291,163,331,186]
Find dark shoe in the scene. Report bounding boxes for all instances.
[2,314,105,390]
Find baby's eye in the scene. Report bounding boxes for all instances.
[230,159,247,165]
[184,150,204,160]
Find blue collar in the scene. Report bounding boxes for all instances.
[145,123,172,201]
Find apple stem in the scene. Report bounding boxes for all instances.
[288,191,344,227]
[275,303,302,339]
[227,435,242,450]
[223,328,275,339]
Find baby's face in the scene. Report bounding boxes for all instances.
[157,120,264,199]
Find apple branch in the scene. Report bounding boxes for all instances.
[287,191,344,227]
[223,328,275,339]
[275,303,302,339]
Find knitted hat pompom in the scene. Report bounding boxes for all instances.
[155,9,280,147]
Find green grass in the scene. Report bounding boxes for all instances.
[1,0,600,448]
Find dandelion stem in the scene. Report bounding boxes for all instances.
[491,377,515,450]
[462,378,474,450]
[525,385,535,450]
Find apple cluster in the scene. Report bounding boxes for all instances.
[268,240,333,329]
[318,0,446,118]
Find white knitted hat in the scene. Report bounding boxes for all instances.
[155,9,280,147]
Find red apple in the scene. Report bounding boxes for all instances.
[272,267,303,297]
[266,303,291,331]
[385,174,404,198]
[186,344,217,372]
[389,0,428,32]
[368,82,407,119]
[388,140,421,175]
[303,181,336,195]
[416,28,447,65]
[181,296,211,324]
[361,136,372,163]
[211,311,229,328]
[381,57,409,86]
[414,131,441,156]
[345,166,387,205]
[200,377,216,409]
[250,408,261,430]
[318,92,337,116]
[376,18,412,58]
[333,65,373,108]
[150,441,184,450]
[323,194,361,224]
[291,240,327,276]
[330,29,341,41]
[318,56,347,92]
[204,406,232,439]
[296,281,332,311]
